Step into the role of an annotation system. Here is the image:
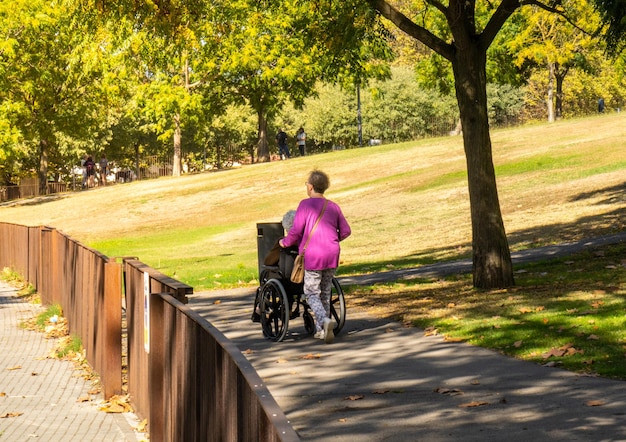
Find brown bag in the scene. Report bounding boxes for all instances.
[290,254,305,283]
[289,200,328,284]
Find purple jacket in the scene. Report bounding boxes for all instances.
[281,197,351,271]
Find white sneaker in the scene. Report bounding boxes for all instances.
[323,317,336,344]
[314,330,325,340]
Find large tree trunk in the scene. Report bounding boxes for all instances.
[172,113,182,176]
[256,107,270,163]
[452,40,514,289]
[38,139,49,195]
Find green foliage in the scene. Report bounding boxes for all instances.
[0,0,119,184]
[56,334,83,358]
[362,67,458,141]
[486,83,525,126]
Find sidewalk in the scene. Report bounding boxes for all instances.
[0,281,145,442]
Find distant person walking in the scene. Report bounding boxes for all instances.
[598,97,605,113]
[276,129,290,160]
[296,127,306,156]
[279,170,351,344]
[84,156,96,188]
[81,154,88,188]
[99,154,109,186]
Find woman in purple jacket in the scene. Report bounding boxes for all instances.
[279,170,351,344]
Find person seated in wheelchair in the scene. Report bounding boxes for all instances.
[252,210,301,321]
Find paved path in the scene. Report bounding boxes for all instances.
[0,282,145,441]
[189,233,626,441]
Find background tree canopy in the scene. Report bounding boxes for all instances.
[1,0,625,288]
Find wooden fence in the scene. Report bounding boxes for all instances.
[0,222,299,441]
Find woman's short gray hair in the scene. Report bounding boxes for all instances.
[282,210,296,232]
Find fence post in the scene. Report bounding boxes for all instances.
[149,293,166,442]
[103,259,123,399]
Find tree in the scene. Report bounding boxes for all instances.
[0,0,112,191]
[509,0,600,121]
[360,0,526,288]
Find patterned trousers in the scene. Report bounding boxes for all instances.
[303,268,336,332]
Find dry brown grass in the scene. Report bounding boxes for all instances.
[0,113,624,283]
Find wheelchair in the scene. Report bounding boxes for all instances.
[254,248,346,342]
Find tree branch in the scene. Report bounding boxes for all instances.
[481,0,521,49]
[520,0,593,35]
[366,0,455,60]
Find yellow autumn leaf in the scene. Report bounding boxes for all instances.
[135,419,148,432]
[458,401,489,408]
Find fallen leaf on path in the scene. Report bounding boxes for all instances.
[586,400,605,407]
[513,340,523,348]
[519,307,532,314]
[443,336,464,342]
[434,387,463,396]
[372,389,389,394]
[77,396,91,402]
[275,358,289,364]
[135,419,148,432]
[213,300,221,305]
[459,401,489,408]
[99,395,133,413]
[299,353,321,360]
[242,349,253,355]
[344,395,364,401]
[6,366,22,371]
[0,412,23,418]
[424,326,438,336]
[338,418,347,422]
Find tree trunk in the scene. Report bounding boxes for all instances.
[172,113,182,176]
[256,107,270,163]
[547,63,555,122]
[555,62,567,120]
[452,40,514,289]
[38,139,48,195]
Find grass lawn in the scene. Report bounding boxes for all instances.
[1,113,625,379]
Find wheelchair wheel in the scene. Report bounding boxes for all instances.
[259,279,289,342]
[330,277,346,334]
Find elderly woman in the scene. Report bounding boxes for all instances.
[279,170,351,344]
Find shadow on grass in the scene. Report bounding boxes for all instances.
[339,180,626,278]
